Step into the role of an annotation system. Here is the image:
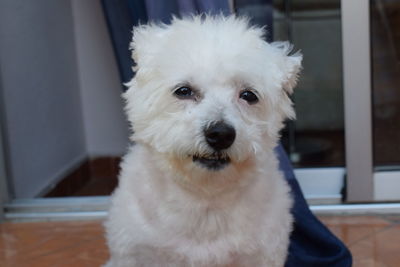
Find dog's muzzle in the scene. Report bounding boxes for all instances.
[191,121,235,170]
[192,154,230,170]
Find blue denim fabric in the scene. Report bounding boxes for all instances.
[275,145,352,267]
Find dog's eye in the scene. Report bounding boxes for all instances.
[174,86,195,99]
[240,90,259,104]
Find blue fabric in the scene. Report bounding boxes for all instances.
[101,0,230,83]
[102,1,352,265]
[235,0,274,40]
[144,0,230,22]
[144,0,179,23]
[276,145,352,266]
[101,0,147,83]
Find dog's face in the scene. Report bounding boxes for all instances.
[124,16,301,174]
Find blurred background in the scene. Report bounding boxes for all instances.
[0,0,399,213]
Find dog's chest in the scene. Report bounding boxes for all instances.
[148,190,261,241]
[141,196,265,263]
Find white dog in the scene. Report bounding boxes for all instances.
[105,15,302,267]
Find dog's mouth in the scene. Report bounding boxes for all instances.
[192,153,230,171]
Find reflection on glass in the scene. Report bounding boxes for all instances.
[281,0,344,168]
[237,0,345,168]
[371,0,400,169]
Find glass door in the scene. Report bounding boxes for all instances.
[276,0,345,204]
[371,0,400,201]
[237,0,346,204]
[237,0,400,204]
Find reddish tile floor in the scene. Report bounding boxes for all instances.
[320,215,400,267]
[0,215,399,266]
[0,221,109,267]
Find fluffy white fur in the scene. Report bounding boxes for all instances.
[105,15,302,267]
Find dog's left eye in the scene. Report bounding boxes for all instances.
[240,90,259,104]
[174,86,195,99]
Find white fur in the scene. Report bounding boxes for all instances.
[105,15,302,267]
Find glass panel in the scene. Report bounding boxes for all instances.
[238,0,345,168]
[278,0,344,168]
[371,0,400,169]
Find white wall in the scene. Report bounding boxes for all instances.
[0,0,129,198]
[72,0,129,157]
[0,0,87,198]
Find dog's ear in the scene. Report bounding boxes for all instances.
[130,23,168,70]
[271,41,302,95]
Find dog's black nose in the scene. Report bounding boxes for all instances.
[204,122,236,151]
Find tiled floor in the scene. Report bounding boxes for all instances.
[320,215,400,267]
[0,221,109,267]
[0,215,400,266]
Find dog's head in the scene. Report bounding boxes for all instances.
[124,15,301,173]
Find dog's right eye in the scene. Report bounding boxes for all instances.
[240,90,259,104]
[174,86,195,99]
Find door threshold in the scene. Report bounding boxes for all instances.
[3,197,400,222]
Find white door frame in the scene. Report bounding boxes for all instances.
[341,0,400,202]
[291,0,374,204]
[341,0,374,202]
